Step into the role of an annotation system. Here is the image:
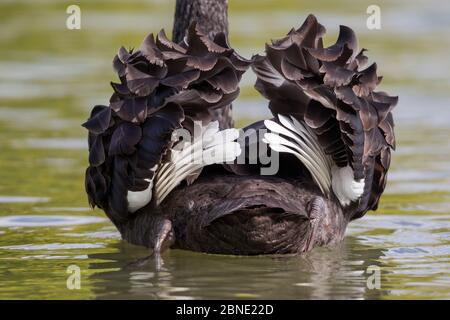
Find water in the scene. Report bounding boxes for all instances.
[0,0,449,299]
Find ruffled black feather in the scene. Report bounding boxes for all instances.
[252,14,397,219]
[83,24,250,225]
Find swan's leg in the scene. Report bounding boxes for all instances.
[152,218,174,262]
[304,196,326,251]
[307,196,326,220]
[124,217,174,270]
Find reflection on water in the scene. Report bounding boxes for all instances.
[88,237,387,300]
[0,214,448,299]
[0,0,449,299]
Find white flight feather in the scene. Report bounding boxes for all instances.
[126,164,158,213]
[154,121,241,206]
[289,116,334,169]
[264,118,331,196]
[278,115,333,173]
[126,122,241,211]
[154,121,217,185]
[155,142,240,203]
[127,180,152,213]
[155,124,238,185]
[264,114,365,206]
[263,132,331,188]
[331,165,365,206]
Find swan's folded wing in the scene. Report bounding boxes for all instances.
[252,14,397,218]
[83,25,250,224]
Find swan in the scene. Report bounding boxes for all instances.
[83,0,397,258]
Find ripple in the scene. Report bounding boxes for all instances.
[63,230,121,239]
[0,215,106,227]
[1,243,104,251]
[12,138,86,150]
[21,254,89,260]
[40,207,90,212]
[392,247,429,255]
[387,182,450,194]
[349,215,450,232]
[0,196,50,203]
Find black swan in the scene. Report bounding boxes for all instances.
[83,0,397,258]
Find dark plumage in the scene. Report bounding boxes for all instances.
[83,1,397,259]
[121,173,346,255]
[245,14,397,220]
[83,23,250,227]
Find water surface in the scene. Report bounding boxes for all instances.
[0,0,449,299]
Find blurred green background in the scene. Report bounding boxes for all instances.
[0,0,449,299]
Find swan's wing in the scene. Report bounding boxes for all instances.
[223,120,270,176]
[83,25,249,224]
[252,14,397,219]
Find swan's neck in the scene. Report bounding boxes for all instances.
[172,0,229,43]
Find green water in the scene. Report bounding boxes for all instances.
[0,0,449,299]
